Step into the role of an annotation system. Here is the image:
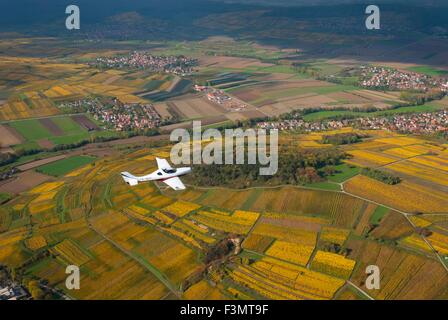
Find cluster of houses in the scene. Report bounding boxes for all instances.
[258,118,346,132]
[91,98,162,131]
[59,98,162,131]
[58,98,99,114]
[357,110,448,134]
[91,52,198,75]
[0,285,28,300]
[360,66,448,92]
[0,168,17,182]
[194,85,247,112]
[257,110,448,136]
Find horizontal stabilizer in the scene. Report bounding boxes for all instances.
[121,172,139,186]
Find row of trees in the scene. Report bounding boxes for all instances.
[361,168,401,185]
[322,132,366,145]
[400,89,446,106]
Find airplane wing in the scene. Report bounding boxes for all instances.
[156,157,172,170]
[162,177,186,191]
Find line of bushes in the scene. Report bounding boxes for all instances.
[361,168,401,185]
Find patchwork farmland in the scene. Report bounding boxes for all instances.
[1,36,448,301]
[1,128,448,300]
[2,115,103,151]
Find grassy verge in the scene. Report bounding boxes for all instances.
[0,192,12,204]
[304,181,341,191]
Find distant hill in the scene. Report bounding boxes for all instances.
[211,0,446,7]
[0,0,447,41]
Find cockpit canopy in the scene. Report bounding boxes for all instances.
[163,168,177,174]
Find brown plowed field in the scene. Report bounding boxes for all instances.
[39,118,63,136]
[0,171,51,194]
[72,114,99,130]
[0,124,24,147]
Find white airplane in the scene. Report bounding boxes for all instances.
[121,158,191,191]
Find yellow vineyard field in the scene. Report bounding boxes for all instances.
[386,161,448,186]
[252,223,317,245]
[50,239,90,266]
[375,136,426,146]
[344,175,448,213]
[310,251,356,279]
[30,182,64,194]
[399,234,433,253]
[192,210,259,235]
[127,204,150,216]
[320,227,350,245]
[173,221,216,244]
[265,240,315,266]
[31,191,58,203]
[183,280,227,300]
[231,257,345,300]
[427,232,448,255]
[408,156,448,172]
[25,236,48,250]
[163,201,201,217]
[347,150,399,166]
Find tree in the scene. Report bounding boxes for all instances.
[31,287,45,300]
[27,280,45,300]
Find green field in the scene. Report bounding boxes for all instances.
[303,103,445,122]
[153,40,288,61]
[407,66,448,77]
[370,206,389,225]
[48,133,91,145]
[244,64,298,74]
[8,116,88,143]
[309,62,344,76]
[328,164,360,183]
[36,155,96,177]
[7,116,123,152]
[12,141,41,152]
[8,119,53,141]
[51,117,84,134]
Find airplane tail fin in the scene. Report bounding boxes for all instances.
[121,172,139,186]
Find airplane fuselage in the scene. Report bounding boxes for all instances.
[134,167,191,182]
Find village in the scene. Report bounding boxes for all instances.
[360,66,448,92]
[257,110,448,136]
[59,98,162,131]
[90,52,198,76]
[357,110,448,134]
